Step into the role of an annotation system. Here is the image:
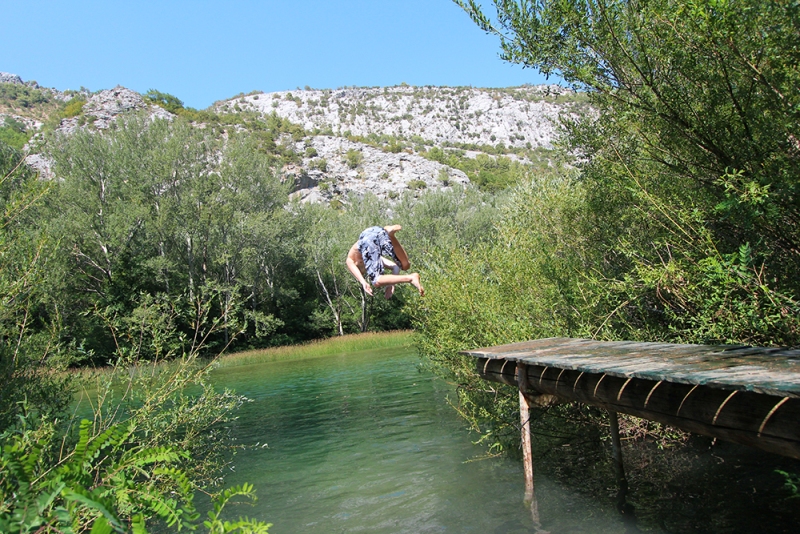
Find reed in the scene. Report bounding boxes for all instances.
[213,330,416,368]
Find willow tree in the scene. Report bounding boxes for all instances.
[455,0,800,345]
[0,142,73,431]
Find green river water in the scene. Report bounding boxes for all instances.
[210,346,628,533]
[209,345,800,533]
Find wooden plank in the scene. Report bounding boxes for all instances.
[476,357,800,459]
[463,338,800,397]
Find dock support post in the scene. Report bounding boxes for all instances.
[609,410,634,521]
[517,363,541,527]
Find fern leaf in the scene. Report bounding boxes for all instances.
[62,487,126,533]
[90,515,113,534]
[136,491,185,528]
[131,514,149,534]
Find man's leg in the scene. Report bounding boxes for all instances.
[382,258,400,299]
[384,225,410,271]
[374,272,424,296]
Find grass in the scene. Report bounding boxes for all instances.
[214,330,416,368]
[72,331,416,415]
[68,331,416,383]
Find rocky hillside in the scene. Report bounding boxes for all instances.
[223,84,587,150]
[3,71,587,203]
[56,86,172,134]
[284,135,470,205]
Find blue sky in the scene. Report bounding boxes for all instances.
[0,0,556,109]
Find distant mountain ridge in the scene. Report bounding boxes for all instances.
[2,72,586,203]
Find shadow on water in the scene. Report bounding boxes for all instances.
[208,347,800,533]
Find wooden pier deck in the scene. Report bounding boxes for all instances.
[462,337,800,459]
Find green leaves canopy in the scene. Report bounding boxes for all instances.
[458,0,800,269]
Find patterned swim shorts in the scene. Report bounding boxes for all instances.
[358,226,399,285]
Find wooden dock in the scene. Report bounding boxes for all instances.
[462,337,800,460]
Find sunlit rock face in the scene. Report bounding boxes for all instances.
[56,86,174,133]
[224,84,581,151]
[286,135,469,205]
[6,71,585,204]
[227,85,585,204]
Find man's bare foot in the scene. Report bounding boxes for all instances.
[409,273,425,296]
[384,284,395,300]
[384,224,402,236]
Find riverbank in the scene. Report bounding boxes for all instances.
[215,330,416,368]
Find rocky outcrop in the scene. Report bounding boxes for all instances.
[0,72,83,103]
[23,153,54,179]
[0,113,42,131]
[57,86,173,133]
[287,136,470,204]
[216,84,590,204]
[221,84,586,150]
[0,72,24,85]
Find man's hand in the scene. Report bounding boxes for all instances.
[362,281,373,296]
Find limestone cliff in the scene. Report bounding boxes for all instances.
[3,71,586,203]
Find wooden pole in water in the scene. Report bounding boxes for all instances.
[517,363,540,526]
[608,411,630,512]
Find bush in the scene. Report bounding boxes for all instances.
[143,89,184,114]
[345,149,363,169]
[0,118,30,150]
[310,158,327,171]
[61,97,86,118]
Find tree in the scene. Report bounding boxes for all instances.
[45,115,295,359]
[411,0,800,456]
[144,89,185,114]
[455,0,800,345]
[0,142,73,431]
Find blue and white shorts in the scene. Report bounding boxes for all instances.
[358,226,398,285]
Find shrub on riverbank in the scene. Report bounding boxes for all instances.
[216,330,415,368]
[0,149,271,532]
[413,0,800,458]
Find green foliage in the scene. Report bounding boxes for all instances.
[143,89,185,114]
[43,115,300,359]
[61,97,86,119]
[1,138,270,532]
[422,146,555,191]
[344,148,363,169]
[204,484,271,534]
[776,470,800,499]
[309,158,327,171]
[0,83,51,110]
[383,138,405,153]
[459,0,800,295]
[0,141,74,431]
[419,0,800,455]
[0,413,271,533]
[407,179,427,190]
[0,415,196,533]
[0,118,30,150]
[217,330,414,368]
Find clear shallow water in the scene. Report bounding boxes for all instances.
[210,347,628,533]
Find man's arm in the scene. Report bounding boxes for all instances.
[346,245,373,296]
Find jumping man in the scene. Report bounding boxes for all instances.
[346,225,424,299]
